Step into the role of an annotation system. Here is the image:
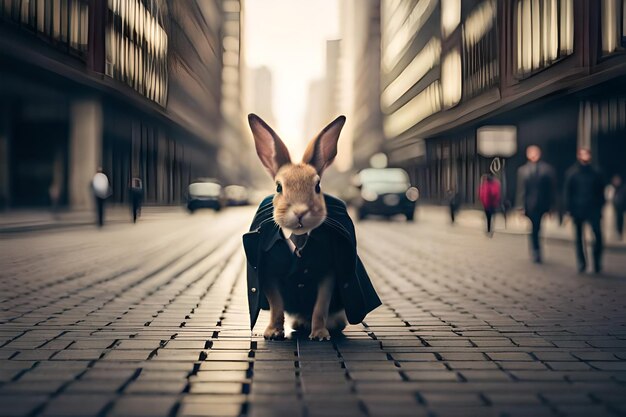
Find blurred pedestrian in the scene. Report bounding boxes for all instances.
[48,181,61,218]
[447,188,460,224]
[479,174,501,237]
[607,174,626,239]
[129,177,144,223]
[564,148,605,273]
[516,145,557,263]
[91,167,111,227]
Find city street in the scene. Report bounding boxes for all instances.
[1,207,626,417]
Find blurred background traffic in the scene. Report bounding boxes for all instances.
[0,0,625,234]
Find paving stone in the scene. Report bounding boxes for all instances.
[52,350,105,361]
[178,402,242,417]
[348,370,403,381]
[486,392,543,405]
[40,394,111,417]
[366,404,428,417]
[485,352,534,361]
[496,361,548,370]
[445,361,499,370]
[545,361,593,371]
[403,371,460,382]
[460,370,514,382]
[421,392,485,405]
[588,361,626,371]
[198,361,249,371]
[12,350,58,360]
[125,380,186,394]
[64,379,125,393]
[0,379,67,394]
[389,353,438,361]
[108,395,178,417]
[437,353,487,361]
[570,351,618,361]
[191,371,248,382]
[189,382,243,394]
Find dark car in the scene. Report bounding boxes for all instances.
[187,180,224,213]
[355,168,419,221]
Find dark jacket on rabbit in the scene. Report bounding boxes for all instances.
[242,194,382,329]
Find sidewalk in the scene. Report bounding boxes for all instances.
[0,205,188,234]
[418,204,626,251]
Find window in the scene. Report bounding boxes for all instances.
[105,0,168,106]
[442,49,462,108]
[381,37,441,110]
[0,0,88,56]
[601,0,626,54]
[382,0,437,72]
[462,0,499,99]
[384,81,442,138]
[441,0,461,38]
[515,0,574,76]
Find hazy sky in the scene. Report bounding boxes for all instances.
[244,0,340,155]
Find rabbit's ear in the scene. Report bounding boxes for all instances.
[248,114,292,178]
[302,115,346,176]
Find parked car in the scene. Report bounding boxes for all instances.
[187,180,224,213]
[355,168,419,221]
[224,185,250,206]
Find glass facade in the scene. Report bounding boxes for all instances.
[514,0,574,76]
[462,0,498,100]
[0,0,89,56]
[105,0,168,106]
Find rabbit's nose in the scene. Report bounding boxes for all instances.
[292,207,309,220]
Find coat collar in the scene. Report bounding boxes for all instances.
[261,224,284,252]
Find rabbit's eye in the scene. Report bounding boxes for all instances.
[276,182,282,193]
[315,181,321,194]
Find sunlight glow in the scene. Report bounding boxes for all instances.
[243,0,340,154]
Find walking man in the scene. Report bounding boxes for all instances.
[564,148,605,273]
[129,177,144,223]
[91,167,111,227]
[516,145,557,263]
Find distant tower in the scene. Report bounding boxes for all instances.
[248,66,276,127]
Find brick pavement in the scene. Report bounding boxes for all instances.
[1,207,626,417]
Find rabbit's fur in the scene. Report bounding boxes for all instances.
[248,113,347,340]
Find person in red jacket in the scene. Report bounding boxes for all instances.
[479,174,501,236]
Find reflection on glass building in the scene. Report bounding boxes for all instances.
[381,0,626,205]
[0,0,243,209]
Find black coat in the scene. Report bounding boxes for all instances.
[242,194,382,329]
[516,161,557,216]
[564,163,605,220]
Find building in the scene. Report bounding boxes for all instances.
[340,0,384,171]
[247,66,276,128]
[381,0,626,205]
[219,0,251,185]
[302,40,341,143]
[0,0,244,209]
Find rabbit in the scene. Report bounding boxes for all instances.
[244,113,381,341]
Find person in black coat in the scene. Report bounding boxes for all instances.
[516,145,557,263]
[564,148,606,273]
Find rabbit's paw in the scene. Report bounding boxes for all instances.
[263,325,285,340]
[309,327,331,341]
